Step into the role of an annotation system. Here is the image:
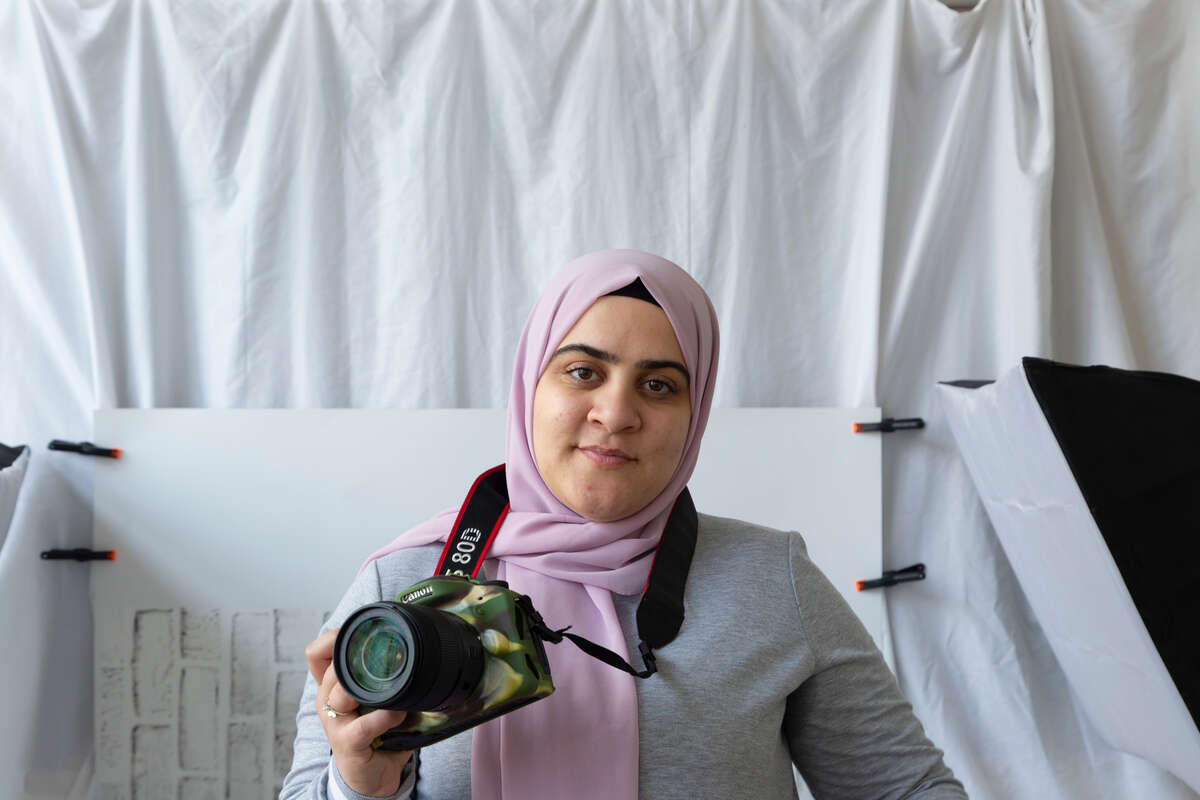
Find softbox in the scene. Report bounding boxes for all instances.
[938,357,1200,793]
[0,444,30,552]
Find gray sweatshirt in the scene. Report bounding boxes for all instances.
[281,513,967,799]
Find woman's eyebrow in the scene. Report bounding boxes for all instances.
[552,344,690,384]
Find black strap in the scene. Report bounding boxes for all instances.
[637,490,697,649]
[434,465,698,677]
[531,622,658,679]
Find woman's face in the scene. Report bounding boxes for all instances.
[532,296,692,522]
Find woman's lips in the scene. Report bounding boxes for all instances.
[578,446,635,468]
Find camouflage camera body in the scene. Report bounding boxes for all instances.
[369,576,556,751]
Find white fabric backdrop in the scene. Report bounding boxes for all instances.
[2,0,1197,798]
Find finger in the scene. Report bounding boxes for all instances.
[318,663,343,706]
[345,708,409,748]
[316,663,399,740]
[327,679,358,714]
[316,676,362,746]
[315,663,343,718]
[318,671,406,753]
[317,663,366,734]
[305,629,339,685]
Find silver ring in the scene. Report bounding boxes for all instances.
[322,702,351,719]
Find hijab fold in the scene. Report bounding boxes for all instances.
[363,250,719,800]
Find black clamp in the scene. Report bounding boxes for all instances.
[851,417,925,434]
[48,439,122,458]
[855,563,925,591]
[41,548,117,562]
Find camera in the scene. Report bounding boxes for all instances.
[333,575,556,750]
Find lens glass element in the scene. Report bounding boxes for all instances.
[347,618,409,692]
[334,597,488,712]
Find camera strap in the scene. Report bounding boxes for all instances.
[433,464,698,678]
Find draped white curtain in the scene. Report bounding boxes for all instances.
[2,1,1197,797]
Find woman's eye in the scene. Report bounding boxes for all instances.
[643,379,675,395]
[567,367,596,382]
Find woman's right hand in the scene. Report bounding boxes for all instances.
[306,629,413,797]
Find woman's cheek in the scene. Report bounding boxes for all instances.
[556,393,588,429]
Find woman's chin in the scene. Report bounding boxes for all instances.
[567,487,644,523]
[568,484,657,522]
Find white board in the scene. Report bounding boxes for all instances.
[91,408,882,799]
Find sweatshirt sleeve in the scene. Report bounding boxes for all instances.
[278,560,416,800]
[784,534,968,800]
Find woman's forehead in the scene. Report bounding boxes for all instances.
[554,296,684,360]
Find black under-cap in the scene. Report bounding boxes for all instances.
[605,277,661,307]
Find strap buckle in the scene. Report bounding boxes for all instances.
[637,641,657,677]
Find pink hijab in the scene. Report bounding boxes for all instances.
[363,249,720,799]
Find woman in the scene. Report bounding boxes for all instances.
[281,250,966,799]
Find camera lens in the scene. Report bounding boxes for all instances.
[334,601,486,712]
[347,618,409,689]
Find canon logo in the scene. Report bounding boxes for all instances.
[401,585,434,603]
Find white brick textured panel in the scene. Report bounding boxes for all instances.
[179,666,220,770]
[179,775,221,800]
[97,666,128,772]
[230,612,271,714]
[274,609,325,664]
[274,671,307,782]
[95,783,128,800]
[181,609,221,661]
[132,724,174,800]
[227,720,268,799]
[133,610,174,718]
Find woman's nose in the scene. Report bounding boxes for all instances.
[586,383,641,433]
